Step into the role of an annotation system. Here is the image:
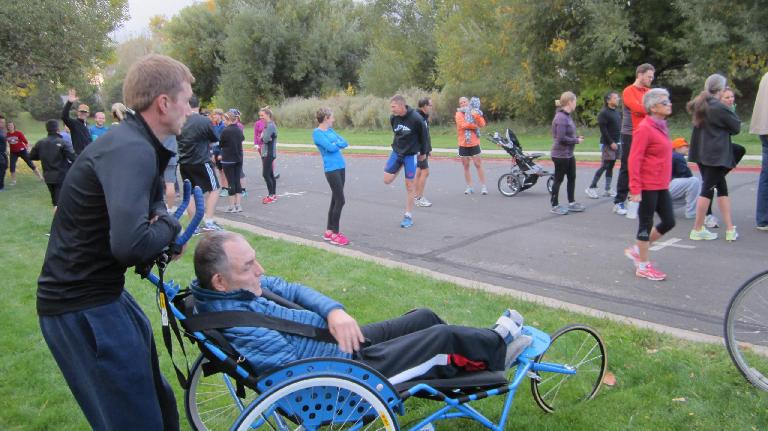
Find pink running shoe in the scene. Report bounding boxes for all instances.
[323,231,333,241]
[330,233,349,246]
[624,246,641,267]
[262,196,276,204]
[636,263,666,281]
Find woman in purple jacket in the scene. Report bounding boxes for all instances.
[550,91,585,215]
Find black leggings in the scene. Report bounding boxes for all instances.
[614,134,632,204]
[551,157,576,207]
[262,156,276,196]
[10,149,36,173]
[590,159,616,189]
[324,168,346,233]
[636,190,676,241]
[222,162,243,195]
[698,164,729,200]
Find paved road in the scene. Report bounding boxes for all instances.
[220,152,766,337]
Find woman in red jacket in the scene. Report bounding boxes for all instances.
[624,88,676,281]
[6,120,43,185]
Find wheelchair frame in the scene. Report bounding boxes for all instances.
[149,181,607,431]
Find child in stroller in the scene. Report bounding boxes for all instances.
[488,129,554,196]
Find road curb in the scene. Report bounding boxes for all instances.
[217,218,725,346]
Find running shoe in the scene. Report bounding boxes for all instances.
[757,225,768,231]
[400,215,413,228]
[235,205,243,213]
[415,197,433,207]
[10,180,16,186]
[585,187,599,199]
[330,232,349,246]
[550,205,569,215]
[726,227,738,242]
[464,186,474,195]
[219,189,229,197]
[689,227,717,240]
[624,246,641,267]
[323,231,334,241]
[262,195,276,204]
[481,185,488,195]
[568,202,586,212]
[603,189,617,198]
[224,206,236,213]
[201,221,223,232]
[704,214,719,228]
[612,202,627,215]
[636,263,666,281]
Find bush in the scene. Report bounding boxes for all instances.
[273,89,451,130]
[24,83,63,121]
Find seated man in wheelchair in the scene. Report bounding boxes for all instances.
[191,231,532,384]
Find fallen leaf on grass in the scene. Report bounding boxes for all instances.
[602,371,616,386]
[646,348,658,354]
[672,397,687,402]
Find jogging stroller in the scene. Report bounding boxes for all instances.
[488,129,554,197]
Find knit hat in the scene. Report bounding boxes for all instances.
[45,119,59,133]
[672,137,688,149]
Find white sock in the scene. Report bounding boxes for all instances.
[639,261,649,270]
[404,212,412,218]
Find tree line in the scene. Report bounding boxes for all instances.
[4,0,767,127]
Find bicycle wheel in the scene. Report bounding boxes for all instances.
[234,375,399,431]
[531,324,607,413]
[185,355,259,431]
[498,173,521,196]
[724,270,768,391]
[546,176,554,194]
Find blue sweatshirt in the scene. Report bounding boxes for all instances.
[312,128,348,172]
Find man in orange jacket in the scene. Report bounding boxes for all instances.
[613,63,655,215]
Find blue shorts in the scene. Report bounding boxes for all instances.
[384,152,418,180]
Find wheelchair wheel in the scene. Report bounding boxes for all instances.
[498,173,521,196]
[185,355,259,431]
[531,325,607,413]
[724,270,768,391]
[233,374,399,430]
[546,176,554,194]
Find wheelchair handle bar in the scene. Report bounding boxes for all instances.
[173,179,192,219]
[174,181,205,247]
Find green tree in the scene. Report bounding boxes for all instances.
[163,2,226,103]
[359,0,440,96]
[0,0,128,85]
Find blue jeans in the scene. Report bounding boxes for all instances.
[39,291,179,430]
[758,135,768,226]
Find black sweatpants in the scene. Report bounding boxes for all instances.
[590,159,616,189]
[0,154,7,189]
[222,161,243,195]
[357,308,506,382]
[10,148,37,173]
[636,189,676,241]
[614,134,632,204]
[262,156,276,196]
[551,156,576,207]
[324,168,346,233]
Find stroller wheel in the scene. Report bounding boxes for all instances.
[498,173,522,197]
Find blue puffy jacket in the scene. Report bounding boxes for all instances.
[191,275,350,374]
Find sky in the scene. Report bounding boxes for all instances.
[112,0,200,42]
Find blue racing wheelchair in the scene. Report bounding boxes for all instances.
[148,182,607,431]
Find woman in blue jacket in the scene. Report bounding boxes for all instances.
[312,108,349,246]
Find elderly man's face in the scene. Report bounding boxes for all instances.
[215,236,264,295]
[95,112,106,126]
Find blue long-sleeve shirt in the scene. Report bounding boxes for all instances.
[312,127,348,172]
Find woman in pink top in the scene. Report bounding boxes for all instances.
[624,88,676,281]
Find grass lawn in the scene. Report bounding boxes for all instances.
[1,170,767,430]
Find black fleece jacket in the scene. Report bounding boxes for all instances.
[390,106,428,156]
[37,112,181,315]
[61,101,92,155]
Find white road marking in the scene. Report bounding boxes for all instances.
[277,191,306,197]
[649,237,695,251]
